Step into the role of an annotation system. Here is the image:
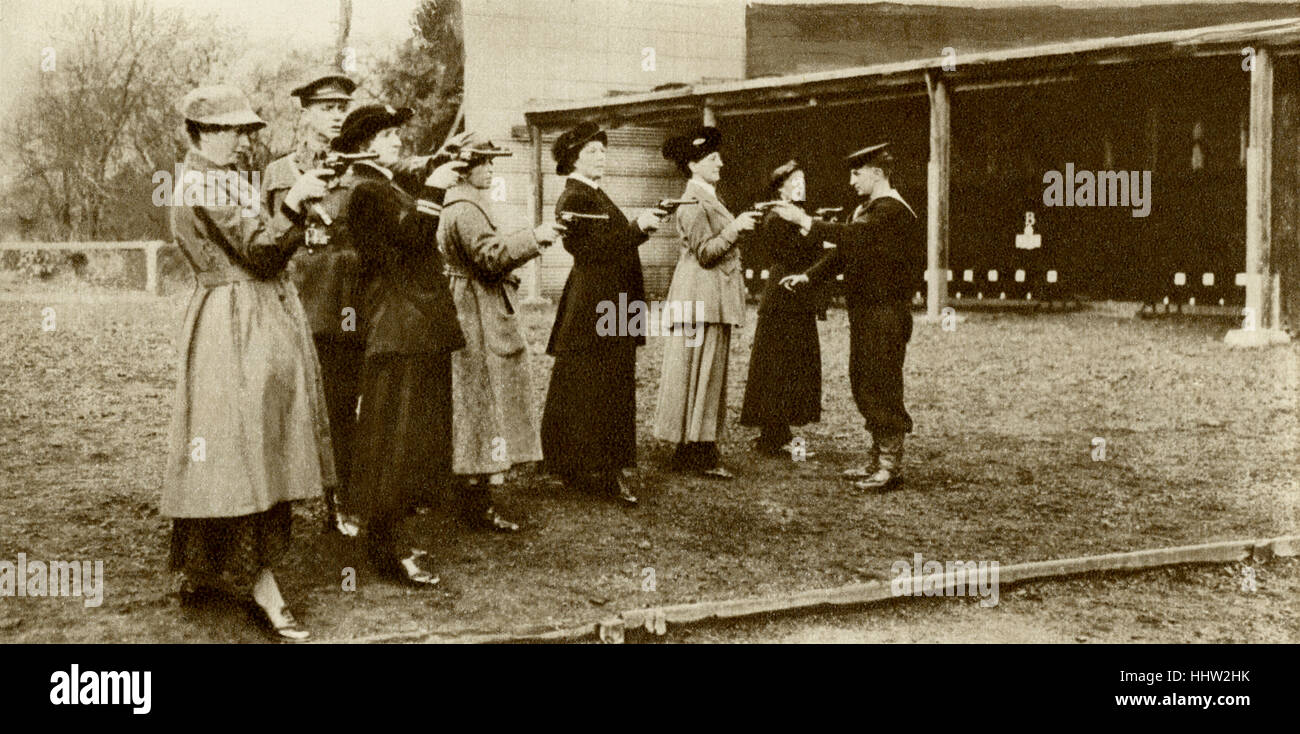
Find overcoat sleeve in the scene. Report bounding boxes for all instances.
[346,180,444,265]
[444,201,541,279]
[676,201,739,269]
[555,187,647,264]
[178,195,306,279]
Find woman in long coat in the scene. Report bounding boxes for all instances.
[740,160,824,455]
[540,122,666,505]
[163,85,335,641]
[652,126,759,478]
[334,104,468,585]
[437,138,563,530]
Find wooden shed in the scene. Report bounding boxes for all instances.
[524,17,1300,344]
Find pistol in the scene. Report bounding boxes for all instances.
[815,206,845,218]
[655,198,698,215]
[557,211,611,224]
[307,152,379,226]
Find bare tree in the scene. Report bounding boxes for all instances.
[373,0,464,157]
[2,0,234,240]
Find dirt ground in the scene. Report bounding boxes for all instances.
[1,278,1297,643]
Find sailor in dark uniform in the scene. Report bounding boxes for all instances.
[772,143,923,491]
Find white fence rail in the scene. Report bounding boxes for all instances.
[0,241,167,295]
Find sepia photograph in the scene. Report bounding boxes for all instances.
[0,0,1296,704]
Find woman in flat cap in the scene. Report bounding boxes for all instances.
[163,85,337,641]
[740,160,824,456]
[437,134,565,529]
[540,122,667,505]
[333,104,468,585]
[653,126,759,478]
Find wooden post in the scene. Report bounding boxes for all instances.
[1271,56,1299,331]
[1227,46,1290,345]
[925,73,950,322]
[145,241,161,296]
[525,123,547,304]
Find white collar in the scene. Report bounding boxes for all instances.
[871,187,916,218]
[569,173,600,191]
[688,177,717,198]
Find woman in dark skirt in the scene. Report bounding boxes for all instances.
[541,122,667,505]
[740,160,825,455]
[336,104,468,584]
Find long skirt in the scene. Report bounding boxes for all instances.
[541,341,637,476]
[739,307,821,428]
[314,337,364,494]
[345,352,454,531]
[169,502,292,596]
[653,323,732,444]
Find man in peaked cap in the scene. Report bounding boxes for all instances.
[770,142,923,493]
[261,67,359,535]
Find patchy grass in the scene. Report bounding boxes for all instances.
[0,290,1296,642]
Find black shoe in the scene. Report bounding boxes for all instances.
[247,602,311,642]
[396,550,440,587]
[464,506,521,533]
[610,476,638,506]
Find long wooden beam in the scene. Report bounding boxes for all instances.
[925,73,950,322]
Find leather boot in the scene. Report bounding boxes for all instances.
[853,433,903,491]
[841,435,880,479]
[459,483,521,532]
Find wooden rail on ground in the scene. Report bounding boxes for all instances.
[339,535,1298,644]
[0,241,167,295]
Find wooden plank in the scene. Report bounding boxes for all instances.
[613,535,1298,639]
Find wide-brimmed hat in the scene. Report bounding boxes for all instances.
[661,126,721,173]
[176,85,266,129]
[290,68,356,104]
[552,121,607,175]
[331,104,413,153]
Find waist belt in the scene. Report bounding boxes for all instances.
[443,263,520,288]
[196,270,262,288]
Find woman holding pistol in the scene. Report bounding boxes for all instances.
[541,122,667,505]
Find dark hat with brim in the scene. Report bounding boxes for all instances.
[845,142,893,169]
[768,159,801,192]
[291,70,357,103]
[331,104,413,153]
[552,121,607,175]
[661,126,722,166]
[177,85,266,129]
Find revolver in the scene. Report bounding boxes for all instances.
[307,152,379,226]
